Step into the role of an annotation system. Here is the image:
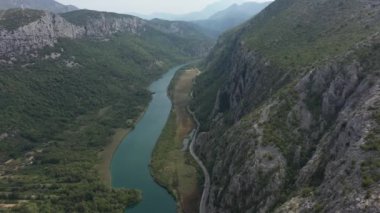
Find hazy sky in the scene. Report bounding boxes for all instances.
[56,0,269,15]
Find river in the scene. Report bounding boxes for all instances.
[110,64,186,213]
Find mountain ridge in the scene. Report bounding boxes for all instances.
[0,9,213,61]
[0,0,78,13]
[194,1,271,37]
[141,0,255,21]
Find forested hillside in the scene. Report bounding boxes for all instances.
[0,9,213,212]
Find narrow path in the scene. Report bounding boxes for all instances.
[187,107,210,213]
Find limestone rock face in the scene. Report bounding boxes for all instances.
[0,10,212,60]
[193,34,380,212]
[82,15,146,38]
[0,11,146,59]
[0,12,84,59]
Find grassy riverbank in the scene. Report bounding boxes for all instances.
[151,68,202,213]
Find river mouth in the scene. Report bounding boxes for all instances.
[110,64,186,213]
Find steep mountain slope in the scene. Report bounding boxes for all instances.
[192,0,380,212]
[0,9,213,212]
[0,0,77,13]
[194,1,271,37]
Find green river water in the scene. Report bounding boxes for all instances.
[111,64,186,213]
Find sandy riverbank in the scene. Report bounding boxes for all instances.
[98,107,147,186]
[98,128,130,186]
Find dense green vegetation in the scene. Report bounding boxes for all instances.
[0,32,188,161]
[0,9,44,30]
[0,9,210,209]
[360,110,380,188]
[191,70,227,131]
[151,112,180,194]
[62,10,134,26]
[151,112,201,202]
[243,0,379,69]
[190,32,237,131]
[151,68,202,212]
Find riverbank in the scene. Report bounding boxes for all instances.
[98,128,130,185]
[98,107,147,186]
[151,68,202,213]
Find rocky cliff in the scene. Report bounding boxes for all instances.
[192,0,380,212]
[0,10,84,60]
[0,9,212,61]
[61,10,147,37]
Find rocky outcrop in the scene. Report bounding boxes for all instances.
[0,11,149,59]
[0,12,84,59]
[193,40,291,212]
[191,0,380,211]
[193,30,380,212]
[83,15,145,38]
[286,39,380,212]
[0,9,213,60]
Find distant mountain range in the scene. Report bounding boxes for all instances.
[0,0,78,13]
[194,1,271,37]
[141,0,250,21]
[138,0,272,37]
[0,0,271,37]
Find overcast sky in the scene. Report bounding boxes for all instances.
[56,0,270,15]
